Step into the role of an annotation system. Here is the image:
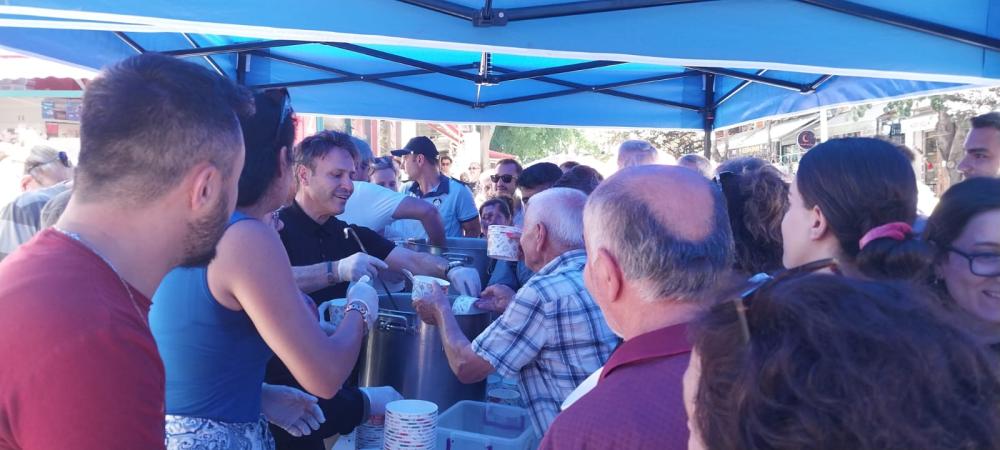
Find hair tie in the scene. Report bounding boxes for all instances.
[859,222,913,250]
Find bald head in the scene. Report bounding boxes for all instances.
[585,165,733,302]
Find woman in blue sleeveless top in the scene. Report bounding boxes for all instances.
[151,90,384,449]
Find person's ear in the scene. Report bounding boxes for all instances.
[295,163,311,187]
[20,175,32,192]
[186,162,225,214]
[808,205,829,241]
[534,222,547,255]
[593,248,625,303]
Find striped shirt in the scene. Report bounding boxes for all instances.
[0,182,70,261]
[471,249,619,437]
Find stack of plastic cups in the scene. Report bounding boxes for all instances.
[383,400,438,450]
[355,415,384,450]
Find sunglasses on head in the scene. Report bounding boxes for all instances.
[491,174,516,183]
[25,151,70,174]
[266,88,293,147]
[733,258,840,343]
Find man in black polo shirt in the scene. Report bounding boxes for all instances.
[280,131,480,303]
[267,130,481,450]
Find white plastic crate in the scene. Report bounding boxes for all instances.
[436,401,538,450]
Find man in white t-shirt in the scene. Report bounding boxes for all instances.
[338,137,446,246]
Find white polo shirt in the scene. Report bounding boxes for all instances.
[338,181,406,234]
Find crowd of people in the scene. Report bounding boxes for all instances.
[1,53,1000,450]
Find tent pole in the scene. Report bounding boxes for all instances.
[703,73,715,160]
[114,32,144,54]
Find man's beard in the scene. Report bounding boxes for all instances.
[178,190,231,268]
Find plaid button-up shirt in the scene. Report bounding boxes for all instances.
[472,249,619,437]
[0,182,70,261]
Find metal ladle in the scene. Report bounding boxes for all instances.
[344,226,400,311]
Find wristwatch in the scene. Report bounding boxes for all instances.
[345,300,370,335]
[326,260,337,285]
[446,260,464,274]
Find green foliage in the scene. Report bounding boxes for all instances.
[490,126,599,163]
[883,99,915,119]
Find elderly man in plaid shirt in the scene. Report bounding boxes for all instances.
[0,145,73,261]
[413,187,618,438]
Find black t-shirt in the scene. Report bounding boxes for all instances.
[278,200,395,304]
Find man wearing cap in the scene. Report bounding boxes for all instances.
[339,136,446,247]
[392,136,481,238]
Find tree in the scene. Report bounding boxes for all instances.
[490,126,599,163]
[607,129,702,160]
[883,87,999,191]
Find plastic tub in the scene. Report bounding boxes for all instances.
[436,401,537,450]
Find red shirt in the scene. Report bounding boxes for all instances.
[538,324,692,450]
[0,230,165,450]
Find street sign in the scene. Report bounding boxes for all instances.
[797,130,817,150]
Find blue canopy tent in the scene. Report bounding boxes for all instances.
[0,0,997,156]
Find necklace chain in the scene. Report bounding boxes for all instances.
[53,227,149,330]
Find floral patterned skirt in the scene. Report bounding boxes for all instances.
[165,414,275,450]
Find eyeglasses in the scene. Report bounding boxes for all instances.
[734,258,840,343]
[948,247,1000,277]
[25,151,71,175]
[491,174,516,183]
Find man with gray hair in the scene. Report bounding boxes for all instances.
[540,165,733,450]
[0,145,73,260]
[677,153,713,178]
[617,139,675,171]
[413,187,618,438]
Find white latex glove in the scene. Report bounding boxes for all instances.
[447,266,482,297]
[360,386,403,417]
[336,253,388,283]
[261,383,325,437]
[347,276,379,330]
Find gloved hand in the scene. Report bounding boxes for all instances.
[336,253,388,283]
[475,284,516,312]
[360,386,403,417]
[261,383,325,437]
[347,276,379,330]
[447,266,482,297]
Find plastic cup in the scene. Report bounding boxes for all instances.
[411,275,450,299]
[487,225,522,262]
[318,298,347,331]
[487,388,521,406]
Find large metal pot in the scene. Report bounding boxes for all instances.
[359,293,490,411]
[401,237,491,287]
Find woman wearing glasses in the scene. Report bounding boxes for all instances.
[925,177,1000,349]
[780,137,932,280]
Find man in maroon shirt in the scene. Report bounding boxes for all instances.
[0,53,251,450]
[539,165,734,450]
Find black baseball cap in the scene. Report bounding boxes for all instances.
[391,136,439,160]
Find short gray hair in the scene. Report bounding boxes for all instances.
[617,140,659,169]
[350,136,374,164]
[585,176,733,303]
[524,187,586,248]
[678,153,712,178]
